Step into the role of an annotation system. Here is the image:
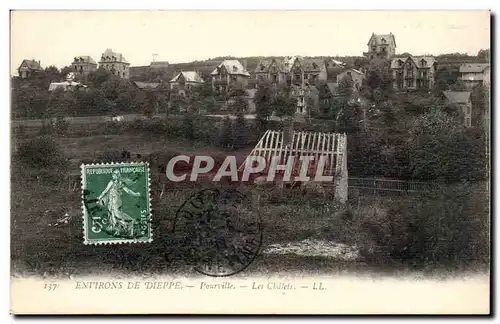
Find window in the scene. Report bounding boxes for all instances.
[381,38,386,43]
[372,46,376,51]
[232,76,237,82]
[466,117,471,127]
[232,65,237,72]
[258,75,264,81]
[260,64,265,71]
[312,62,318,69]
[421,59,427,67]
[271,74,278,83]
[304,74,308,80]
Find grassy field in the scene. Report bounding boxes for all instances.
[11,124,490,279]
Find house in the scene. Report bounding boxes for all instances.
[211,60,251,93]
[391,55,437,91]
[17,59,43,78]
[254,56,295,85]
[169,71,204,97]
[99,48,130,79]
[289,57,328,87]
[71,56,97,75]
[336,68,366,92]
[363,33,397,60]
[442,90,473,127]
[459,63,490,89]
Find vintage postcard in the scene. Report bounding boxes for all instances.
[10,10,491,314]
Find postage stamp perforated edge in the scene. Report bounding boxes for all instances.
[80,161,153,245]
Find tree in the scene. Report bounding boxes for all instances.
[88,67,112,88]
[407,107,485,181]
[365,58,393,101]
[477,49,490,62]
[233,112,247,149]
[271,86,296,119]
[219,116,233,149]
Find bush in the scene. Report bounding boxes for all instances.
[53,117,69,136]
[351,182,489,268]
[15,136,67,169]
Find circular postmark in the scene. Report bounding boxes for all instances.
[173,188,262,277]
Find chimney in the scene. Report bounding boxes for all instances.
[242,59,247,70]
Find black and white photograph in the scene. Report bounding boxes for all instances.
[9,9,491,314]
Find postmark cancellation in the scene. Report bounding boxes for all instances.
[81,162,152,245]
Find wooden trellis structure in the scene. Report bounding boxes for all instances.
[239,129,348,204]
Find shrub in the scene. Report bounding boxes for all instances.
[53,117,69,136]
[15,136,67,169]
[351,182,489,268]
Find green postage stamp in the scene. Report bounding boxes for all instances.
[81,162,152,245]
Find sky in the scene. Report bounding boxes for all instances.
[10,10,490,74]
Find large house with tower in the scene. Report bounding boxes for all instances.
[99,48,130,79]
[71,56,97,76]
[363,33,397,60]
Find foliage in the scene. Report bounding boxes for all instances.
[15,136,68,169]
[407,107,486,181]
[352,183,489,268]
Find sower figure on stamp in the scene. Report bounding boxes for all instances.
[97,169,141,238]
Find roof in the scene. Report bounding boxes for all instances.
[329,58,346,67]
[150,61,169,68]
[442,91,472,104]
[367,33,397,48]
[133,81,161,89]
[290,57,327,73]
[48,81,86,91]
[211,60,251,77]
[18,59,42,71]
[72,56,97,65]
[169,71,204,83]
[100,48,129,64]
[254,56,296,74]
[390,55,436,69]
[459,63,489,73]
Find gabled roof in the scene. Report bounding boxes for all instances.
[48,81,86,91]
[254,56,296,74]
[459,63,489,73]
[367,33,397,48]
[442,91,472,104]
[100,48,129,64]
[390,55,436,69]
[170,71,204,83]
[18,59,42,71]
[290,57,327,73]
[133,81,161,89]
[210,60,250,77]
[72,56,97,65]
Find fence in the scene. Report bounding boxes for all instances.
[348,177,440,195]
